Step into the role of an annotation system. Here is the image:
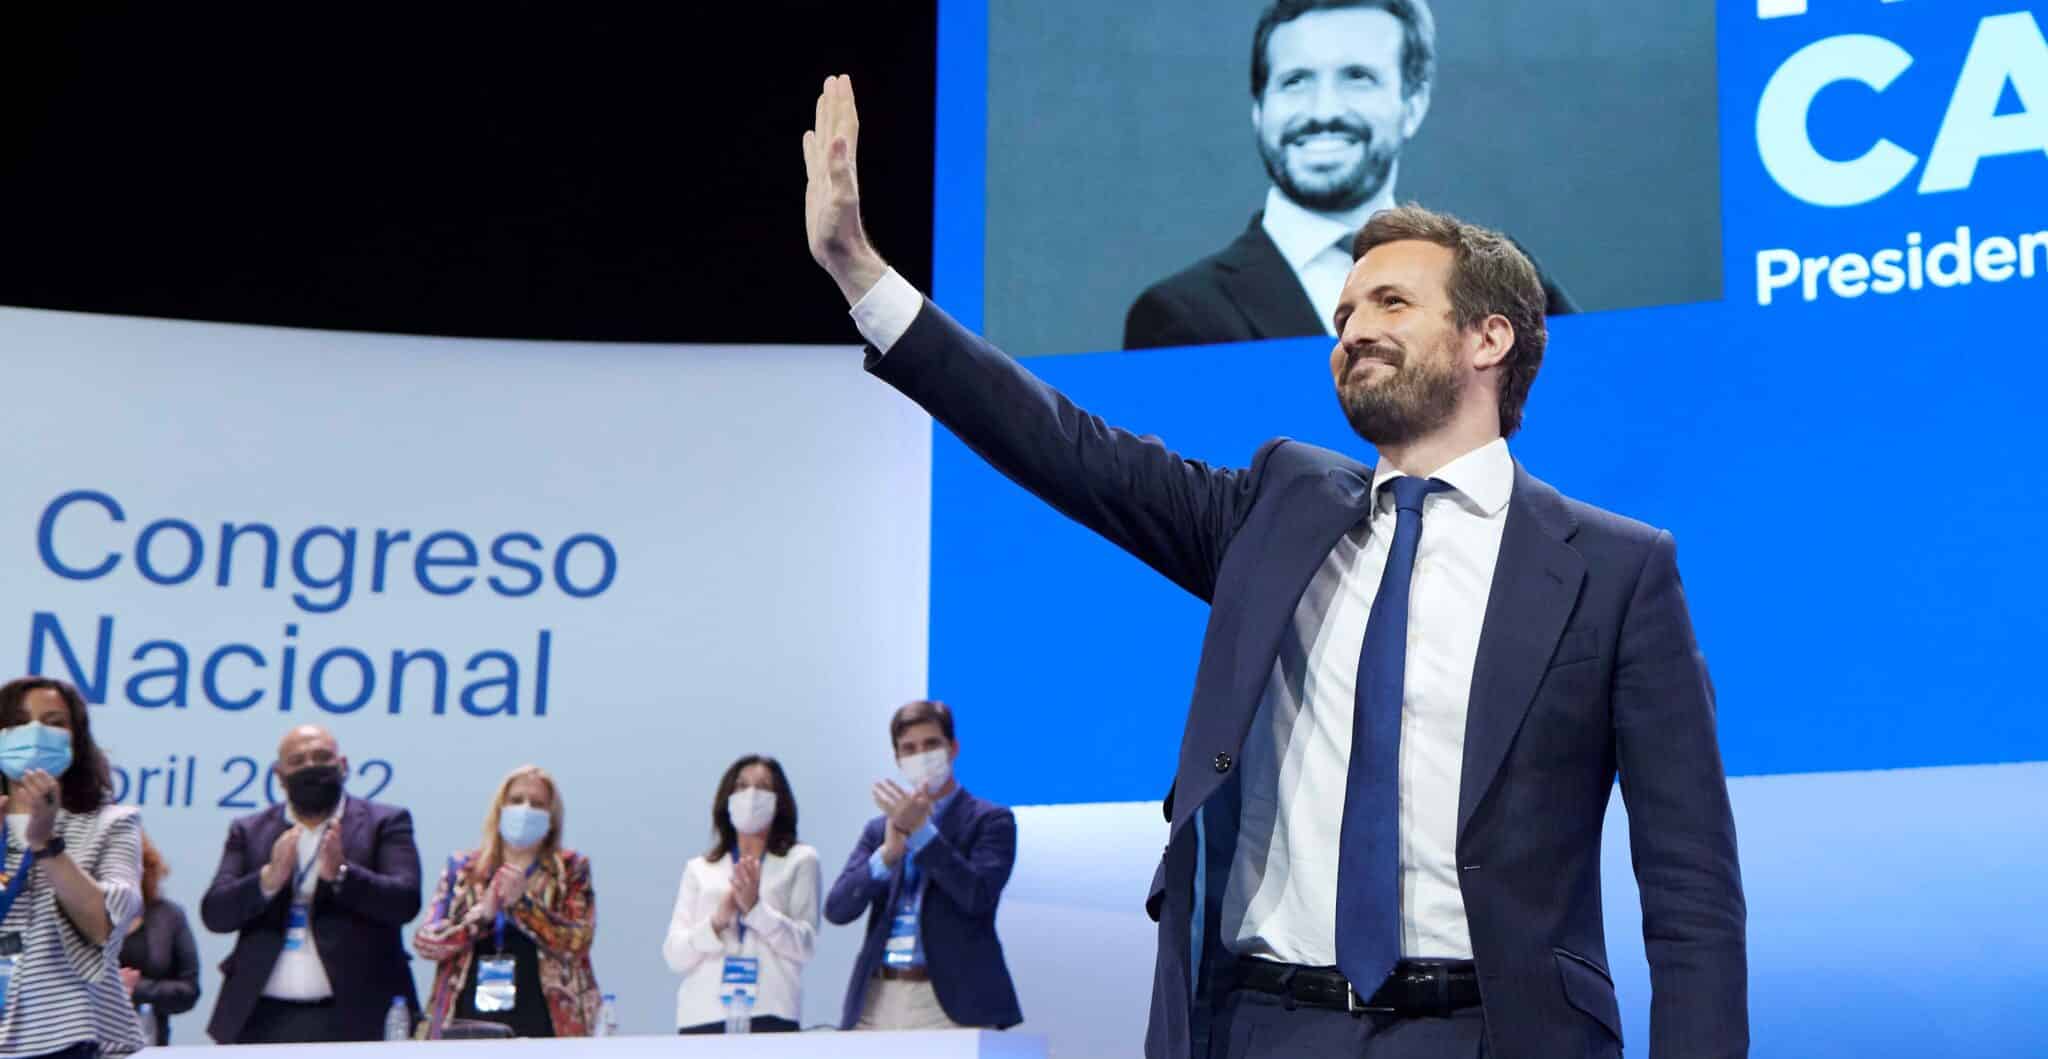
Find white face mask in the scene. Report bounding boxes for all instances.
[497,803,551,849]
[898,748,952,794]
[726,788,777,835]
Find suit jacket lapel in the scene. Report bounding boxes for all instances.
[256,804,291,865]
[1174,464,1375,832]
[1214,215,1330,341]
[935,787,971,841]
[1458,464,1585,840]
[340,798,372,868]
[250,805,291,920]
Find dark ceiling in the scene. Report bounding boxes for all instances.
[0,3,936,343]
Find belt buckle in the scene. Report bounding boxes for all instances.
[1345,982,1398,1017]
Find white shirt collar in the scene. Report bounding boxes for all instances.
[1260,184,1398,272]
[1370,437,1514,518]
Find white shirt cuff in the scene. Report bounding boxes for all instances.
[848,268,921,354]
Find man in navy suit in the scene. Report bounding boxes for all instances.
[825,700,1022,1030]
[804,76,1744,1058]
[202,725,422,1043]
[1124,0,1575,352]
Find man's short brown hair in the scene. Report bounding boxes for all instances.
[1352,205,1548,436]
[889,699,955,748]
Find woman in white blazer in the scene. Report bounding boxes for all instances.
[662,754,820,1033]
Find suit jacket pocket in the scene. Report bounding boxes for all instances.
[1554,948,1623,1043]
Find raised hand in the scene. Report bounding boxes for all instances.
[713,883,740,932]
[315,826,344,882]
[873,780,934,836]
[15,770,60,851]
[802,74,887,305]
[262,826,302,894]
[732,856,762,913]
[491,864,529,908]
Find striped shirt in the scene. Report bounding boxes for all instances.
[0,805,146,1058]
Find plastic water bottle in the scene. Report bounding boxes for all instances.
[596,993,619,1038]
[136,1002,155,1044]
[383,996,411,1041]
[723,990,754,1035]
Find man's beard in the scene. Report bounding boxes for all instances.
[1337,342,1463,448]
[1259,116,1401,213]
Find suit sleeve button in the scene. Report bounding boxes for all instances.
[1213,752,1233,773]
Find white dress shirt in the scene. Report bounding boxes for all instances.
[1259,185,1395,335]
[262,797,346,1001]
[1224,440,1513,965]
[846,272,1512,966]
[661,844,821,1027]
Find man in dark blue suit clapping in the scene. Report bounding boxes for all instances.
[826,700,1022,1031]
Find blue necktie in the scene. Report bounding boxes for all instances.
[1335,475,1451,993]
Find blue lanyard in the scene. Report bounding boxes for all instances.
[288,821,331,898]
[729,851,747,944]
[896,859,924,915]
[0,830,36,922]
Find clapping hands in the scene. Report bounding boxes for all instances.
[731,855,762,914]
[0,770,62,852]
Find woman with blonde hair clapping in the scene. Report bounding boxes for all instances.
[412,765,600,1038]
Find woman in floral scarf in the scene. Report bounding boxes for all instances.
[412,765,600,1038]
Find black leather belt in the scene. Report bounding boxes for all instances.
[1232,958,1481,1017]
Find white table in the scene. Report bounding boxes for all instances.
[144,1030,1048,1057]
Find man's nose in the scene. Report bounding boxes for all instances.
[1342,315,1392,358]
[1309,76,1347,122]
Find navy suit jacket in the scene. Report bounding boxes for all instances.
[823,787,1022,1030]
[200,799,423,1043]
[866,299,1746,1059]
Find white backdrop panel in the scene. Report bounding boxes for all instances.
[0,307,930,1038]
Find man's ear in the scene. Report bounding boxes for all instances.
[1399,82,1432,141]
[1470,315,1515,372]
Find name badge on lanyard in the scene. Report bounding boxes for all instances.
[720,955,760,1006]
[721,851,760,1004]
[283,824,323,953]
[284,902,312,952]
[474,910,518,1012]
[883,880,920,969]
